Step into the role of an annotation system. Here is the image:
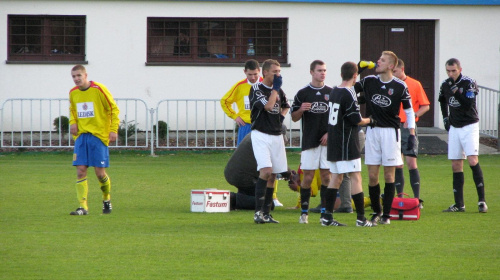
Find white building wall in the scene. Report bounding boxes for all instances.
[1,1,499,130]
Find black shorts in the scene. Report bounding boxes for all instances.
[400,123,418,157]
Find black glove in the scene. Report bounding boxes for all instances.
[407,134,416,150]
[272,74,282,91]
[446,78,458,93]
[357,61,376,74]
[368,115,377,128]
[279,114,285,124]
[443,117,450,131]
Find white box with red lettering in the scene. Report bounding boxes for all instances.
[190,189,230,213]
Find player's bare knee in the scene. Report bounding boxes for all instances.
[467,155,479,167]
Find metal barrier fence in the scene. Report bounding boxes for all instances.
[1,87,498,151]
[0,98,149,148]
[153,99,300,150]
[477,86,499,138]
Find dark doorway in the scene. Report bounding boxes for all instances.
[360,20,435,127]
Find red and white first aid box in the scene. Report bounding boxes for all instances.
[190,189,230,213]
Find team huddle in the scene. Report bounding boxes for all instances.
[221,51,488,227]
[67,51,488,224]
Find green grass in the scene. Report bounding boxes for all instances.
[0,152,499,279]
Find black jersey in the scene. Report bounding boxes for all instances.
[224,134,258,192]
[290,83,331,151]
[438,74,479,128]
[327,87,363,161]
[354,75,412,129]
[249,82,290,135]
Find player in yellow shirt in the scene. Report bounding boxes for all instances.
[220,59,263,146]
[69,65,120,215]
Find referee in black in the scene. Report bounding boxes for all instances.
[249,59,290,224]
[439,58,487,213]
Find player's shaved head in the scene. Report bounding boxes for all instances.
[446,58,461,68]
[341,62,357,81]
[72,64,86,73]
[262,59,280,72]
[396,59,405,69]
[310,60,325,71]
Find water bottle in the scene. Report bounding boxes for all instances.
[247,39,255,56]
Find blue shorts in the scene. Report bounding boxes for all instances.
[237,123,252,146]
[73,133,110,167]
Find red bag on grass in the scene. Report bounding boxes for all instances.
[389,193,420,220]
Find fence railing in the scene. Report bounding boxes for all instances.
[477,86,499,138]
[1,86,498,152]
[0,98,149,148]
[153,99,300,149]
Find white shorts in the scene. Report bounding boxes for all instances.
[448,122,479,160]
[329,158,362,174]
[301,145,329,170]
[364,127,403,166]
[251,130,288,173]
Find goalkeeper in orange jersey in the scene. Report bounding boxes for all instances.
[68,65,120,215]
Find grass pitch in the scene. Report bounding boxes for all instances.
[0,151,499,279]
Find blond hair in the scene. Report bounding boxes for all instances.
[382,51,398,69]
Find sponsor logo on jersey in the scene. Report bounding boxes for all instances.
[310,102,329,113]
[448,96,461,107]
[371,94,391,107]
[77,102,95,118]
[269,103,281,114]
[381,85,386,89]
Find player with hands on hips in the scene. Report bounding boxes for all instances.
[354,51,416,225]
[438,58,487,213]
[249,59,290,224]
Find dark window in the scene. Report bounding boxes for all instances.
[147,18,288,65]
[8,15,86,63]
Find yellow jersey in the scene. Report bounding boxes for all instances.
[220,77,263,124]
[69,81,120,146]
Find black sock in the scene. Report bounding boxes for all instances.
[255,178,267,212]
[369,184,381,214]
[352,192,365,221]
[320,185,327,214]
[300,187,311,214]
[409,168,421,199]
[262,187,274,215]
[453,172,465,208]
[325,188,338,215]
[395,168,404,197]
[382,182,395,217]
[470,163,485,202]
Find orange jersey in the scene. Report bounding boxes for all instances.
[399,76,430,123]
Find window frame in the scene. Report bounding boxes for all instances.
[146,17,288,66]
[7,15,87,64]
